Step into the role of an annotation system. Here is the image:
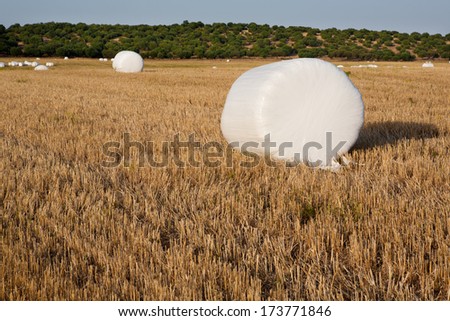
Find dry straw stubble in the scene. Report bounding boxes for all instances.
[1,59,449,300]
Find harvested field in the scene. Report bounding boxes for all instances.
[1,59,449,300]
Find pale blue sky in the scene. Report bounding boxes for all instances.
[1,0,449,35]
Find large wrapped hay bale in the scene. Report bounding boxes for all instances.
[112,51,144,73]
[221,58,364,169]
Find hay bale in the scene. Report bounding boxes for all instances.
[34,65,49,71]
[112,51,144,73]
[422,61,434,68]
[221,58,364,169]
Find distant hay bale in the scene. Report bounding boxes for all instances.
[112,51,144,73]
[351,64,378,68]
[45,62,54,67]
[221,58,364,170]
[64,57,69,60]
[337,65,344,68]
[0,62,5,68]
[34,65,49,71]
[422,61,434,68]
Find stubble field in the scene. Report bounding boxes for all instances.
[1,58,449,300]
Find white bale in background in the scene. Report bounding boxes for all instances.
[0,62,5,68]
[18,62,23,67]
[337,65,344,68]
[46,62,54,67]
[24,61,32,66]
[112,51,144,73]
[351,64,377,68]
[422,61,434,68]
[103,58,108,61]
[34,65,49,71]
[31,62,39,67]
[221,58,364,169]
[64,57,69,60]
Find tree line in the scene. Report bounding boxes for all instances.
[1,21,449,60]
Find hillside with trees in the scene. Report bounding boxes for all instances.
[1,21,449,60]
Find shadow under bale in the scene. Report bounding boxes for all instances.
[352,121,440,150]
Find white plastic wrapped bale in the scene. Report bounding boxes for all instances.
[45,62,54,67]
[422,61,434,68]
[34,65,49,71]
[112,51,144,73]
[0,62,5,68]
[221,58,364,170]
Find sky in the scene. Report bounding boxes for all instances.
[1,0,449,35]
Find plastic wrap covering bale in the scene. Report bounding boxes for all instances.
[112,51,144,73]
[422,61,434,68]
[221,58,364,169]
[34,65,49,71]
[0,62,5,68]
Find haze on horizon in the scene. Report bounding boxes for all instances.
[1,0,449,35]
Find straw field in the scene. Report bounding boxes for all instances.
[1,59,449,300]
